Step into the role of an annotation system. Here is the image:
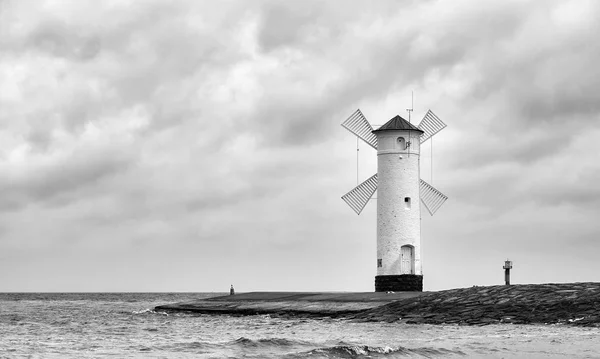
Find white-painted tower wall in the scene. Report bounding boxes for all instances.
[375,130,422,276]
[341,110,447,292]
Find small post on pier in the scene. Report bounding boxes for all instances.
[503,260,513,285]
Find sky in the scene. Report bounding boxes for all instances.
[1,0,599,292]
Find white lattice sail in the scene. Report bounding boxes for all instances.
[418,110,446,144]
[420,179,448,216]
[342,174,378,215]
[341,109,378,149]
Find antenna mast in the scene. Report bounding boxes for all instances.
[406,91,413,124]
[406,91,414,157]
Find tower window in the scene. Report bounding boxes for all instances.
[377,259,382,268]
[397,137,405,149]
[405,197,411,209]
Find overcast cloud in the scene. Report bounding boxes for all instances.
[1,0,599,292]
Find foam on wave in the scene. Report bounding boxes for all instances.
[133,308,168,316]
[300,344,466,357]
[226,338,466,357]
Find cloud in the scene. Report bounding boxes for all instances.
[0,135,138,211]
[1,0,600,291]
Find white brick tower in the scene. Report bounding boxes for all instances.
[372,116,424,291]
[341,110,448,292]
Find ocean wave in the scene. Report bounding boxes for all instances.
[295,344,466,358]
[158,340,220,352]
[132,308,168,316]
[231,337,309,347]
[159,337,309,353]
[226,338,466,357]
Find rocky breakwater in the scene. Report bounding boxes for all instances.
[352,282,600,326]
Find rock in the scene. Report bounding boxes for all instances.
[352,282,600,327]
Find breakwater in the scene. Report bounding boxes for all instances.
[353,282,600,326]
[155,291,422,317]
[155,283,600,326]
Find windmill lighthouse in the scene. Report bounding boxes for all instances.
[341,109,448,292]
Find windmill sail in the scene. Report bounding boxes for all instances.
[341,109,378,149]
[420,179,448,216]
[418,110,446,144]
[342,174,378,215]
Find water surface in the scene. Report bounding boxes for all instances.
[1,293,599,358]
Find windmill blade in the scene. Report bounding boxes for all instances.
[420,179,448,216]
[342,174,378,215]
[418,110,446,144]
[341,109,378,149]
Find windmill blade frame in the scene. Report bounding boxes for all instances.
[418,109,446,144]
[420,179,448,216]
[341,174,378,215]
[341,109,378,149]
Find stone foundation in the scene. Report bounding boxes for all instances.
[375,275,423,292]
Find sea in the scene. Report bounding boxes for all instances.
[1,293,599,358]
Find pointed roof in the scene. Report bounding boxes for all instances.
[372,115,424,134]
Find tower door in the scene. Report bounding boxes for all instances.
[401,245,414,274]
